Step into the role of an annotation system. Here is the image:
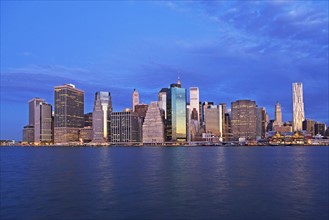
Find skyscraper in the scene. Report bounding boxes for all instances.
[204,104,224,141]
[92,91,112,143]
[165,79,187,142]
[142,102,165,144]
[54,84,84,144]
[292,82,305,131]
[256,107,266,140]
[111,111,140,143]
[273,101,283,129]
[302,119,315,135]
[26,98,53,144]
[231,100,257,141]
[189,87,200,123]
[132,89,139,112]
[158,88,168,119]
[314,122,326,136]
[29,98,45,127]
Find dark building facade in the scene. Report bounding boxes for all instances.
[314,122,326,136]
[84,113,93,127]
[111,111,140,143]
[302,119,315,135]
[256,107,266,140]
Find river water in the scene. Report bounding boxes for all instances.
[1,146,328,219]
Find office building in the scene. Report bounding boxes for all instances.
[142,102,165,144]
[302,119,315,135]
[25,98,52,144]
[292,82,305,131]
[224,113,232,141]
[111,111,140,143]
[201,102,214,125]
[84,113,93,127]
[54,84,84,144]
[22,125,34,143]
[165,79,187,142]
[92,92,112,143]
[158,88,168,120]
[134,103,149,141]
[132,89,139,112]
[315,122,326,136]
[189,87,200,122]
[273,102,283,130]
[231,100,257,141]
[135,104,149,120]
[256,107,266,140]
[204,104,224,141]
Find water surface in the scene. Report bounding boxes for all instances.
[1,146,328,219]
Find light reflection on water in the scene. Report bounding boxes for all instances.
[1,146,328,219]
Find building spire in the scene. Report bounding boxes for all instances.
[177,76,181,85]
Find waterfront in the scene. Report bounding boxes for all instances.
[1,146,328,219]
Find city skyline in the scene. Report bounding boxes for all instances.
[1,1,328,140]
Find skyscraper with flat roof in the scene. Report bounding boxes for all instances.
[158,88,168,120]
[204,104,224,141]
[92,91,112,143]
[189,87,200,123]
[292,82,305,131]
[26,98,53,144]
[54,84,84,144]
[231,100,257,141]
[302,119,315,135]
[110,111,140,143]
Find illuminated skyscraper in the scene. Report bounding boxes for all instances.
[292,82,305,131]
[92,92,112,143]
[54,84,84,143]
[132,89,139,112]
[166,79,187,142]
[231,100,257,141]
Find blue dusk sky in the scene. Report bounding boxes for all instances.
[1,1,328,140]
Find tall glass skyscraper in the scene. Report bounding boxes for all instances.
[292,82,305,131]
[54,84,84,143]
[166,79,187,142]
[92,91,112,143]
